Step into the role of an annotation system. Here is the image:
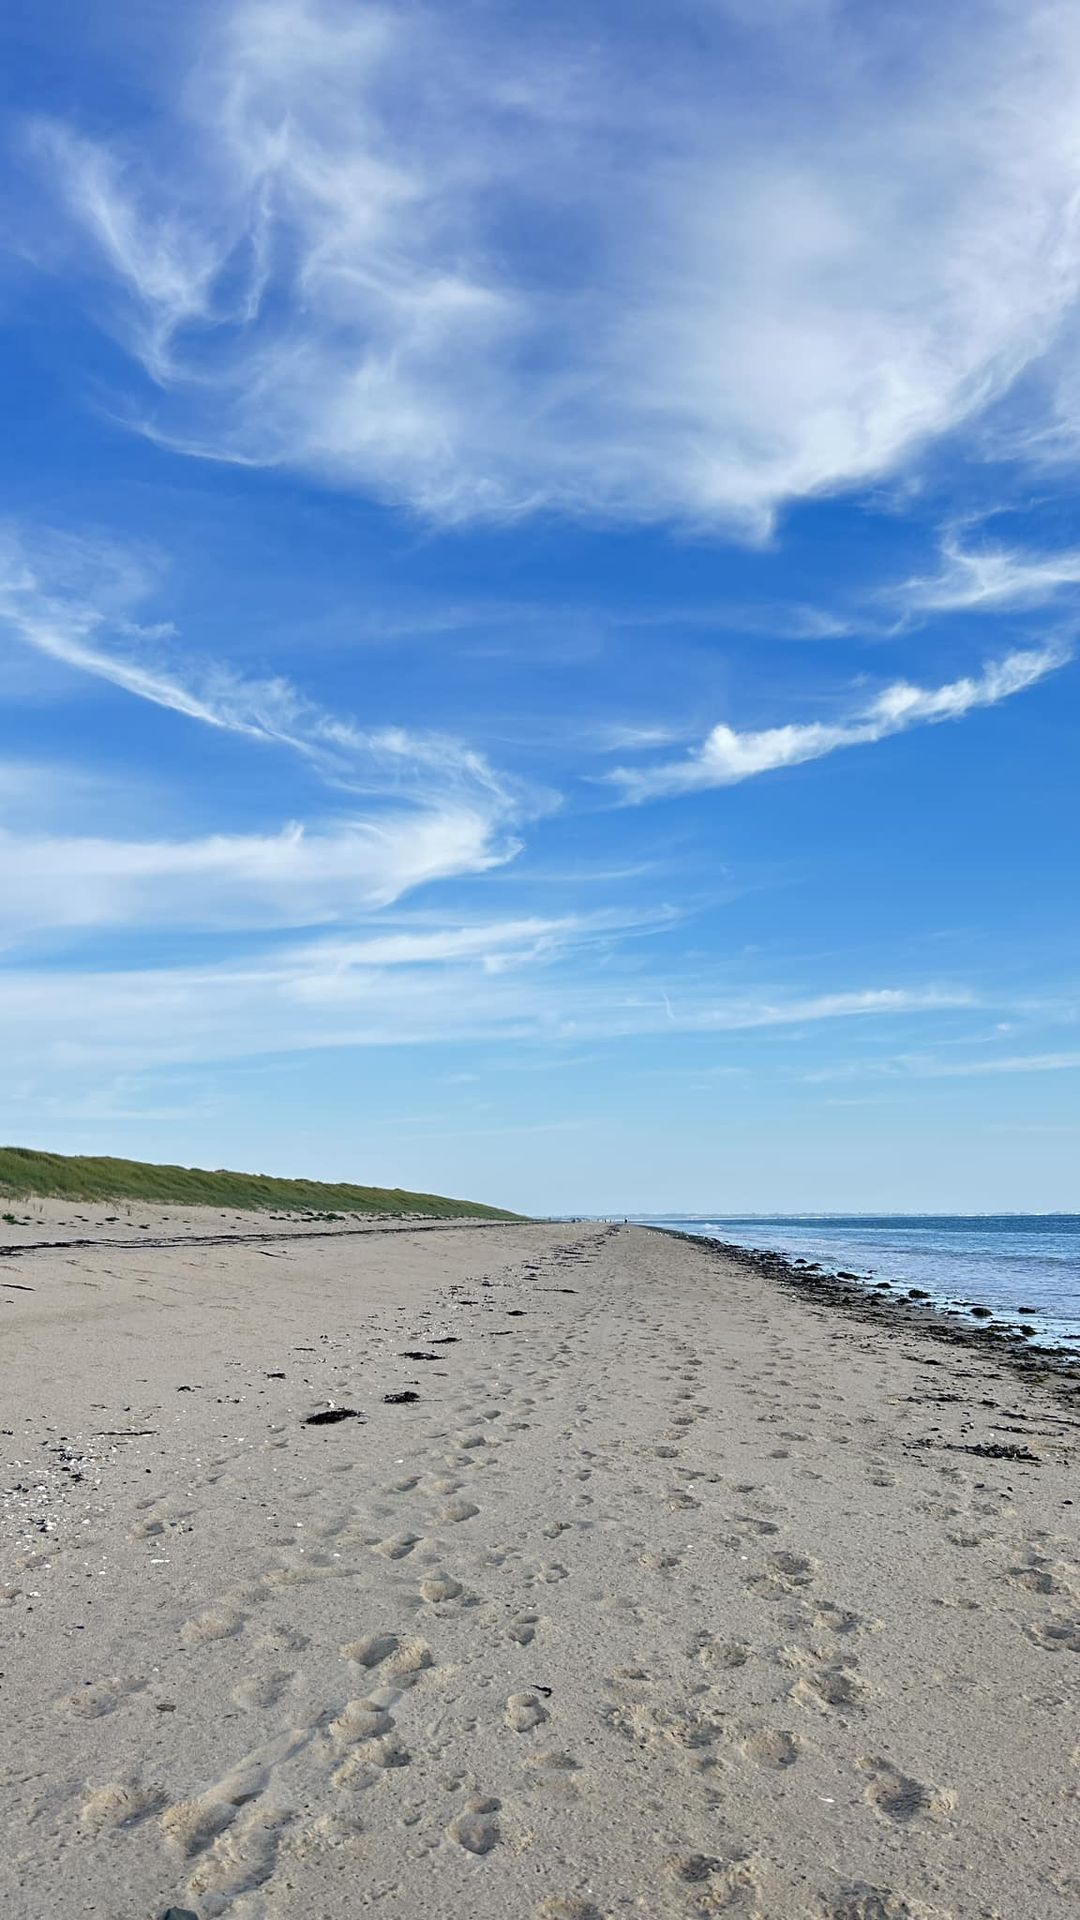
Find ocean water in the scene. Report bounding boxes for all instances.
[637,1214,1080,1349]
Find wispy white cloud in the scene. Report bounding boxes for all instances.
[0,815,519,935]
[282,908,679,979]
[707,988,972,1029]
[31,125,226,381]
[0,939,974,1081]
[896,533,1080,615]
[0,525,536,920]
[922,1059,1076,1075]
[0,526,521,804]
[808,1047,1080,1082]
[607,644,1068,802]
[285,919,582,971]
[26,0,1080,533]
[592,722,693,754]
[902,1049,1080,1078]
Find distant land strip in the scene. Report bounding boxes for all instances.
[0,1144,521,1220]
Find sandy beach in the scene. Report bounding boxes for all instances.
[2,1208,1078,1920]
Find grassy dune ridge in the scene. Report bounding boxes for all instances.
[0,1145,520,1219]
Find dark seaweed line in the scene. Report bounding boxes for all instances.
[0,1217,542,1262]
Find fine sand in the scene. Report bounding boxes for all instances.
[1,1210,1078,1920]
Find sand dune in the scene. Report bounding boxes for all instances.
[1,1212,1078,1918]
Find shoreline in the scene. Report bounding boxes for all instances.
[648,1223,1080,1381]
[2,1210,1078,1918]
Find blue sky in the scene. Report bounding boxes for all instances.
[1,0,1078,1214]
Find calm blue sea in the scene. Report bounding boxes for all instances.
[636,1215,1080,1349]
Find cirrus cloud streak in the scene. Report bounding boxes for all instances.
[608,643,1068,802]
[0,525,535,921]
[25,0,1080,534]
[0,941,974,1080]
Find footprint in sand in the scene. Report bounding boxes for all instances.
[161,1791,251,1859]
[1023,1613,1080,1653]
[420,1571,464,1603]
[813,1601,879,1637]
[181,1605,246,1647]
[341,1631,433,1682]
[506,1691,550,1732]
[744,1550,817,1601]
[252,1622,309,1654]
[330,1698,394,1745]
[605,1664,653,1693]
[695,1635,752,1671]
[446,1810,500,1853]
[507,1612,541,1644]
[383,1636,435,1681]
[1005,1554,1060,1594]
[667,1849,766,1914]
[185,1800,294,1899]
[283,1809,365,1856]
[77,1780,166,1832]
[372,1531,422,1560]
[794,1667,866,1711]
[768,1549,817,1585]
[348,1731,411,1770]
[639,1548,684,1572]
[130,1502,193,1539]
[231,1670,296,1710]
[818,1888,945,1920]
[604,1698,717,1756]
[340,1632,400,1668]
[739,1727,800,1768]
[858,1756,954,1825]
[783,1647,869,1712]
[161,1727,309,1868]
[523,1747,582,1780]
[57,1674,146,1717]
[441,1497,481,1523]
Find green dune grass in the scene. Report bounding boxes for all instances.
[0,1145,520,1219]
